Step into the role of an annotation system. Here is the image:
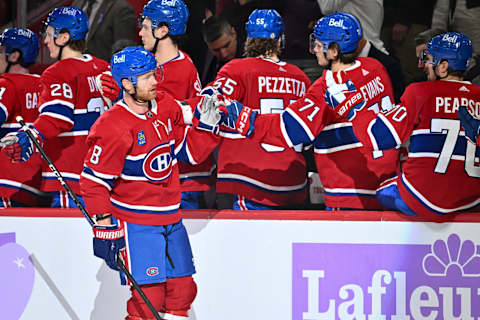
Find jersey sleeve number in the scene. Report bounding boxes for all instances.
[298,98,320,122]
[431,118,480,177]
[90,145,103,165]
[213,77,237,96]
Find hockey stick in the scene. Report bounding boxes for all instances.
[16,116,163,320]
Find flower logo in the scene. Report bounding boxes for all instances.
[423,233,480,277]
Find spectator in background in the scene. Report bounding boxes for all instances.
[219,0,267,42]
[201,15,244,85]
[0,28,45,207]
[414,0,480,85]
[72,0,136,62]
[317,0,389,54]
[382,0,436,84]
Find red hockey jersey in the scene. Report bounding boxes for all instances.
[33,54,109,194]
[350,79,480,217]
[80,92,219,225]
[158,50,215,192]
[249,57,399,209]
[214,57,311,206]
[0,73,44,205]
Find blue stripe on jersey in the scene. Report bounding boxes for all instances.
[282,111,313,145]
[82,166,114,189]
[216,176,306,194]
[370,118,398,150]
[0,107,6,125]
[313,125,359,150]
[41,104,74,123]
[324,190,376,197]
[176,140,196,165]
[72,111,101,132]
[43,175,79,182]
[111,201,180,215]
[409,134,479,158]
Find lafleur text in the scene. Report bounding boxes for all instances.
[303,269,478,320]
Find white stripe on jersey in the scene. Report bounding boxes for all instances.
[110,198,180,212]
[217,173,307,192]
[0,178,46,196]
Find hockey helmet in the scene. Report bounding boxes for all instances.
[0,28,40,64]
[311,12,362,54]
[426,32,472,71]
[110,46,157,89]
[245,9,284,40]
[141,0,189,36]
[43,6,89,41]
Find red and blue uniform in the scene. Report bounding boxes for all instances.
[0,73,44,206]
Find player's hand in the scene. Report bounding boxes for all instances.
[192,86,226,134]
[92,220,125,271]
[96,71,119,106]
[458,106,480,145]
[0,126,43,162]
[220,100,257,137]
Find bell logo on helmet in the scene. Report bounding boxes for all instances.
[61,7,78,16]
[113,54,126,64]
[442,34,458,43]
[16,29,33,38]
[328,18,344,28]
[161,0,176,5]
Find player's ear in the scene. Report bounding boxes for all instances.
[155,25,169,39]
[57,31,71,46]
[7,50,20,64]
[438,60,449,77]
[122,79,133,92]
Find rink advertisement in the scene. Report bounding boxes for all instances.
[1,209,480,319]
[292,233,480,320]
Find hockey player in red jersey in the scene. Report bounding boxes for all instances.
[80,46,221,319]
[1,7,110,208]
[0,28,45,207]
[220,12,399,210]
[212,9,311,210]
[346,32,480,220]
[100,0,214,209]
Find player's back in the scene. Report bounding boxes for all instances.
[398,80,480,215]
[0,73,44,205]
[314,57,399,209]
[216,57,311,206]
[38,54,110,194]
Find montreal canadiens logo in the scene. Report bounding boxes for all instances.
[142,143,172,182]
[146,267,159,276]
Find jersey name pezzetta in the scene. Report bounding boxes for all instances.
[258,76,307,96]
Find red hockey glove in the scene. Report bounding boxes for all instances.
[96,71,120,106]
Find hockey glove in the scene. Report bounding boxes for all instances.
[325,79,366,121]
[192,87,226,134]
[92,222,125,271]
[220,100,257,137]
[0,125,44,162]
[458,106,480,145]
[96,71,120,106]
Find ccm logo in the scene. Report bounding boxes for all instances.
[237,106,252,134]
[146,267,159,276]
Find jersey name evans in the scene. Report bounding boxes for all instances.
[258,76,306,96]
[435,96,480,116]
[359,76,385,102]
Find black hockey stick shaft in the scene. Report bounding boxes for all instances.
[16,116,163,320]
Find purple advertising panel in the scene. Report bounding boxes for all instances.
[293,233,480,319]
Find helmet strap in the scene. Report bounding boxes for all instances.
[54,37,71,61]
[151,28,168,55]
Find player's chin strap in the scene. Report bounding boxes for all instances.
[54,37,71,61]
[126,87,149,105]
[151,27,169,56]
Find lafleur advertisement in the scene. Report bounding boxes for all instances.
[293,233,480,319]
